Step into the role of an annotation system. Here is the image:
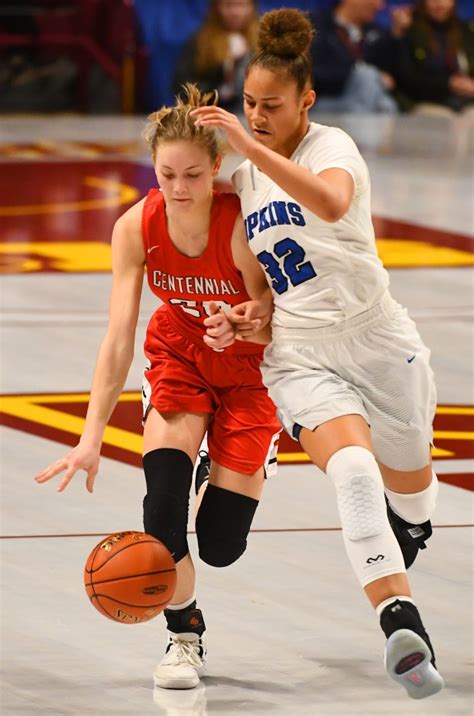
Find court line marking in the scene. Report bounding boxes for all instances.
[1,525,472,540]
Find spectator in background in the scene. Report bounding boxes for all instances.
[0,11,77,112]
[310,0,404,113]
[173,0,258,113]
[394,0,474,112]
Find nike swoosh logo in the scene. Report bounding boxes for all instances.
[147,245,159,254]
[407,354,416,363]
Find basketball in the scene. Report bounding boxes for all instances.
[84,531,177,624]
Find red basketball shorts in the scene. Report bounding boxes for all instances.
[142,310,281,476]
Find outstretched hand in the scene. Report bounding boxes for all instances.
[34,443,100,493]
[191,106,253,157]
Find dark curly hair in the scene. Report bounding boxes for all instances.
[246,8,315,93]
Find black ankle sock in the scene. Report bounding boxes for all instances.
[164,600,206,636]
[380,599,436,667]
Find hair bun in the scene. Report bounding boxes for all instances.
[257,8,314,58]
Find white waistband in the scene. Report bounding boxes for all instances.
[271,292,398,343]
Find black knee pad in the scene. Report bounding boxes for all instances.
[143,448,193,563]
[196,484,258,567]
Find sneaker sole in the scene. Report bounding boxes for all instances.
[153,673,200,690]
[385,629,444,699]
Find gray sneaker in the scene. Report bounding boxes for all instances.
[384,629,444,699]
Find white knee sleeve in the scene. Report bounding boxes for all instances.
[326,446,406,587]
[385,471,438,525]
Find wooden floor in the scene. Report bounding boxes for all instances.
[1,111,473,715]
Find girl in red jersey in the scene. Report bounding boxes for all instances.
[34,84,280,691]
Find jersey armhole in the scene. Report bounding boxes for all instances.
[141,189,162,254]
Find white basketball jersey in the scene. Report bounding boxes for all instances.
[233,123,389,329]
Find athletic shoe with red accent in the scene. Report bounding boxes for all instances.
[385,629,444,699]
[381,600,444,699]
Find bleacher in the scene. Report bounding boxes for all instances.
[1,0,472,113]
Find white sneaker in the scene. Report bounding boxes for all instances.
[385,628,444,699]
[153,631,207,690]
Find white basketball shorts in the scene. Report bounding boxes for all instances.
[261,292,436,471]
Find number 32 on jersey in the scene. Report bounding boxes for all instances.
[257,237,317,295]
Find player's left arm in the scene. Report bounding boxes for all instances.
[191,105,354,222]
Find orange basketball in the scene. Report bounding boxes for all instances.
[84,531,176,624]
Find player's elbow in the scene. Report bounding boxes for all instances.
[322,199,348,223]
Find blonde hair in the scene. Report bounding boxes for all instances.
[247,9,315,93]
[195,0,258,75]
[143,83,221,162]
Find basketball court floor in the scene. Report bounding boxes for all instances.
[1,111,473,715]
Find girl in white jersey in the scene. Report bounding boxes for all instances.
[194,8,444,701]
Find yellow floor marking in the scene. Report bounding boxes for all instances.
[376,239,473,267]
[0,242,112,272]
[436,406,474,416]
[2,236,472,274]
[2,394,469,461]
[0,395,142,453]
[433,430,473,440]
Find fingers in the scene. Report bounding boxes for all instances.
[203,334,234,350]
[229,306,250,321]
[191,107,237,129]
[205,322,234,338]
[204,317,230,336]
[203,303,224,327]
[229,301,261,323]
[232,315,262,329]
[86,468,98,494]
[34,458,69,484]
[236,322,261,338]
[191,106,230,120]
[206,301,220,316]
[34,454,98,492]
[204,307,235,349]
[57,467,77,492]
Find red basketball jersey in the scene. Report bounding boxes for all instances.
[142,189,262,355]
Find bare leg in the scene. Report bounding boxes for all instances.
[208,462,265,499]
[378,460,433,493]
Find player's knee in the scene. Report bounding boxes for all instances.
[326,446,387,541]
[196,484,259,567]
[385,470,438,525]
[142,448,193,563]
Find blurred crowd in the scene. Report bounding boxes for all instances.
[170,0,474,115]
[0,0,473,115]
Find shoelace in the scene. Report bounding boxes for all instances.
[166,637,203,668]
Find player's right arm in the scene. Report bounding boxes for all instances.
[34,199,147,493]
